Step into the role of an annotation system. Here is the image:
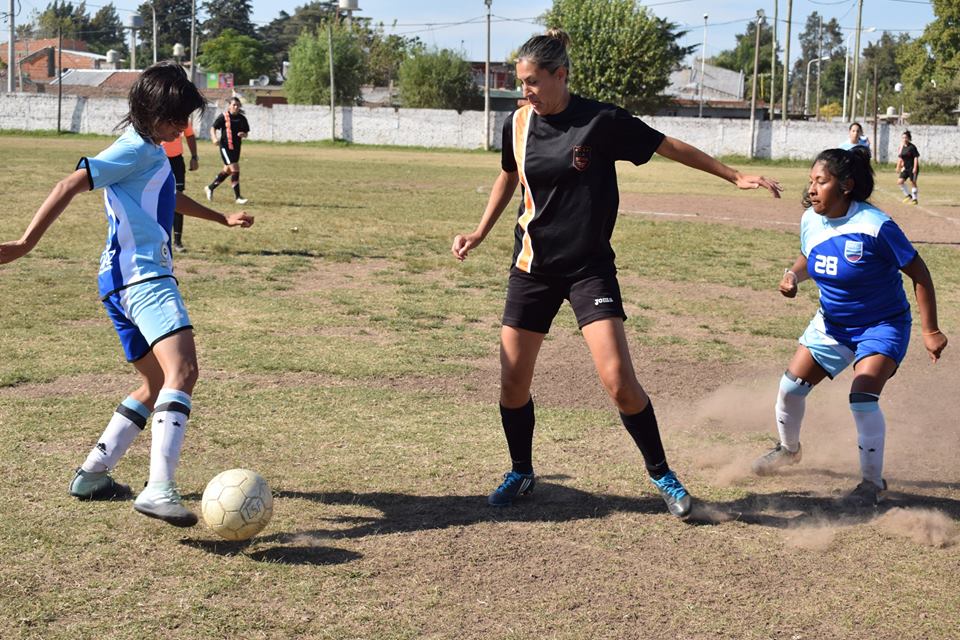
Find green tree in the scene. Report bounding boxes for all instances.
[202,0,256,39]
[258,2,339,78]
[137,0,193,66]
[197,28,271,85]
[712,16,778,102]
[897,0,960,122]
[792,13,844,108]
[861,32,910,117]
[33,1,90,39]
[285,23,365,106]
[363,24,422,86]
[85,3,125,55]
[542,0,693,114]
[397,47,480,111]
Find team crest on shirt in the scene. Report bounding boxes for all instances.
[843,240,864,263]
[573,145,591,171]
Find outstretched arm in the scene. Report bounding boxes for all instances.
[655,136,782,198]
[901,254,947,362]
[451,170,520,261]
[0,169,90,264]
[175,192,254,227]
[186,134,199,171]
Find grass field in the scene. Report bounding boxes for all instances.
[0,134,958,639]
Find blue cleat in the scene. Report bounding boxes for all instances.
[650,471,692,518]
[488,471,536,507]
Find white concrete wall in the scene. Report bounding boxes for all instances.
[2,93,958,165]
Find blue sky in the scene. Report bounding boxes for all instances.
[13,0,937,68]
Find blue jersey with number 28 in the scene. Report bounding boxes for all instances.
[800,201,917,327]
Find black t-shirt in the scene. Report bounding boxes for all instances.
[213,112,250,151]
[501,94,664,278]
[899,143,919,173]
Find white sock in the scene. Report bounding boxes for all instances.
[81,398,149,473]
[911,187,918,200]
[899,184,911,197]
[148,389,192,484]
[851,393,885,487]
[776,373,813,452]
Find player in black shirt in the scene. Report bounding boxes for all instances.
[896,130,920,205]
[452,29,782,518]
[205,97,251,205]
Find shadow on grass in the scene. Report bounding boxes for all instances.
[687,489,960,528]
[180,538,363,566]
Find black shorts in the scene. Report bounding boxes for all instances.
[899,168,917,181]
[219,145,241,165]
[502,267,627,334]
[168,155,186,192]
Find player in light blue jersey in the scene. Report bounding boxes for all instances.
[751,147,947,506]
[838,122,870,152]
[0,61,254,527]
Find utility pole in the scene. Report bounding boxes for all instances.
[328,21,335,141]
[190,0,196,83]
[749,10,763,158]
[815,14,823,121]
[872,65,878,162]
[781,0,792,122]
[699,14,708,118]
[484,0,492,151]
[57,27,62,133]
[151,3,157,64]
[850,0,864,122]
[6,0,14,92]
[769,0,778,119]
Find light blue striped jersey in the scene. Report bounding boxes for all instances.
[839,138,869,151]
[78,129,177,298]
[800,201,917,327]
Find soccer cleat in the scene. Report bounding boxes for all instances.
[902,195,913,203]
[845,479,887,507]
[173,243,186,253]
[487,471,536,507]
[69,468,132,500]
[134,481,198,527]
[911,198,918,206]
[204,185,213,201]
[650,471,692,518]
[235,197,248,205]
[751,443,802,476]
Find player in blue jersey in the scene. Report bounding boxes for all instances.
[839,122,869,153]
[751,147,947,506]
[0,61,254,527]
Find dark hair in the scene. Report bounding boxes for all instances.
[849,122,863,133]
[118,61,206,138]
[902,130,912,141]
[516,28,571,75]
[802,147,874,208]
[228,96,245,114]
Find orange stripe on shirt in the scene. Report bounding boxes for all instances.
[512,105,536,273]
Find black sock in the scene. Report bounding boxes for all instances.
[232,182,242,199]
[500,398,535,475]
[620,402,670,479]
[209,171,229,190]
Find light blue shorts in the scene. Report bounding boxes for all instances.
[102,276,192,362]
[799,309,911,379]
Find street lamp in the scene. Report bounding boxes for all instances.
[894,81,903,125]
[842,26,875,121]
[699,14,708,118]
[804,56,830,117]
[484,0,492,151]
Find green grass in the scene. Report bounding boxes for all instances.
[1,136,958,639]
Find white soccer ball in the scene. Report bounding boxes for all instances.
[201,468,273,541]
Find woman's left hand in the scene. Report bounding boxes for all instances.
[225,212,254,228]
[923,331,948,362]
[735,174,783,198]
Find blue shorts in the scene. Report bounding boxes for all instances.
[799,309,911,379]
[102,276,193,362]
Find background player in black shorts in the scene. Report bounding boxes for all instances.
[205,97,250,205]
[896,130,920,205]
[161,121,199,251]
[451,28,782,518]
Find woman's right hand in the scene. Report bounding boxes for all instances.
[779,270,799,298]
[451,232,482,261]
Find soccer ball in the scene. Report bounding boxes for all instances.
[201,468,273,541]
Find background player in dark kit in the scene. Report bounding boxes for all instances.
[206,97,250,205]
[896,130,920,205]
